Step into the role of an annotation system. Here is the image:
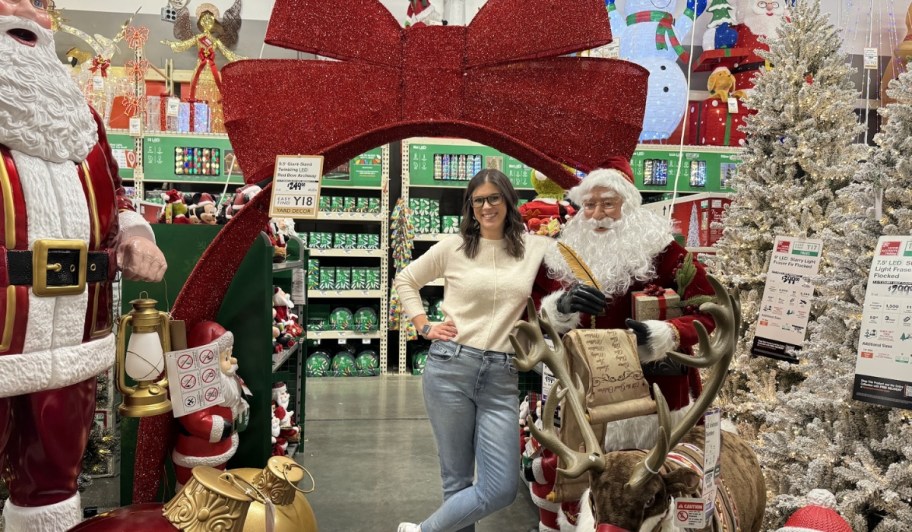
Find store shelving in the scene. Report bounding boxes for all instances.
[301,145,391,374]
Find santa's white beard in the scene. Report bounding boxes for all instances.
[741,8,786,38]
[0,16,96,163]
[546,207,673,299]
[219,371,242,411]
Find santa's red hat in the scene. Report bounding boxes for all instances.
[776,490,852,532]
[567,157,639,208]
[187,320,234,353]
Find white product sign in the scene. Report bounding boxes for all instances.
[268,155,324,219]
[702,408,722,504]
[853,236,912,410]
[166,97,181,117]
[165,340,223,418]
[863,47,879,70]
[752,236,823,360]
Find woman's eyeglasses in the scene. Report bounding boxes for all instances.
[469,193,504,208]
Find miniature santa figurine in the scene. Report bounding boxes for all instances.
[171,321,248,490]
[0,3,166,529]
[406,0,442,27]
[273,382,300,443]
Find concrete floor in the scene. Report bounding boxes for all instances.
[76,375,542,532]
[299,375,541,532]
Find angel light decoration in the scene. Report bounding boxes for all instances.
[163,1,244,133]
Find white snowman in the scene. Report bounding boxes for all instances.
[607,0,707,141]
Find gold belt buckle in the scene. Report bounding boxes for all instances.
[32,239,88,297]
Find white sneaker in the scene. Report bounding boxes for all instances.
[397,523,420,532]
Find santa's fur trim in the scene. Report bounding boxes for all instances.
[603,403,694,451]
[529,484,561,512]
[209,415,225,443]
[540,291,580,334]
[638,321,678,364]
[118,209,156,245]
[2,492,82,532]
[558,506,579,532]
[0,335,114,398]
[172,433,240,468]
[567,168,641,208]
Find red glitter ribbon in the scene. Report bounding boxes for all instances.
[190,37,222,102]
[220,0,649,189]
[89,56,110,77]
[134,0,651,503]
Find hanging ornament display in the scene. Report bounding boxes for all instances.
[389,199,418,340]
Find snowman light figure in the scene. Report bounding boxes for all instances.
[607,0,707,141]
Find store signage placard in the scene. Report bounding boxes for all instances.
[107,133,136,180]
[630,147,741,193]
[269,155,324,219]
[751,236,823,362]
[143,134,244,185]
[323,146,385,187]
[165,340,223,418]
[853,236,912,410]
[406,138,536,190]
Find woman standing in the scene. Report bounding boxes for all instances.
[394,169,554,532]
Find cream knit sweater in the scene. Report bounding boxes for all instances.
[394,234,553,353]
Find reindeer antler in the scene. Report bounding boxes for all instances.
[511,300,605,477]
[627,275,739,489]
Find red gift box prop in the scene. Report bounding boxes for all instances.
[632,286,682,321]
[685,98,754,147]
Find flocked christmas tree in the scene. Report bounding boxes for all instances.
[757,69,912,530]
[687,203,702,247]
[708,0,865,525]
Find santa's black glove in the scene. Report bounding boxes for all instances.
[556,284,606,315]
[625,318,650,346]
[220,420,234,441]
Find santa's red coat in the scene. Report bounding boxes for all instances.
[532,241,715,411]
[172,403,238,485]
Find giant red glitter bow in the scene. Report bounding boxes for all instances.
[220,0,648,190]
[134,0,650,503]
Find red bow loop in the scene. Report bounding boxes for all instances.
[89,56,110,77]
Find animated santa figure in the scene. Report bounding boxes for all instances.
[171,321,248,490]
[530,159,716,524]
[0,2,167,530]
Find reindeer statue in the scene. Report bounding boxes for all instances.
[510,276,766,532]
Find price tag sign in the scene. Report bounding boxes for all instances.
[337,338,347,345]
[269,155,324,219]
[92,75,104,91]
[727,97,739,114]
[128,117,142,136]
[362,338,372,344]
[166,97,181,117]
[863,48,878,70]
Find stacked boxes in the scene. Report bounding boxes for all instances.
[318,195,382,214]
[308,260,382,291]
[409,198,441,234]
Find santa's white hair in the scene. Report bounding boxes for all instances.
[566,167,642,209]
[0,15,96,162]
[547,168,674,298]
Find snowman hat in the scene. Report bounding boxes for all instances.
[776,489,852,532]
[567,157,640,208]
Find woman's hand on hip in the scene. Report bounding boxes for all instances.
[428,320,458,341]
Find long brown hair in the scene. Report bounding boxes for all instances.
[458,169,525,260]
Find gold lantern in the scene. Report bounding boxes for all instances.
[115,297,172,417]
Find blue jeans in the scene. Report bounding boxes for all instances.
[419,340,521,532]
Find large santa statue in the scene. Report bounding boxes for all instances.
[535,157,716,449]
[0,2,167,531]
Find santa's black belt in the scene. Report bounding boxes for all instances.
[1,241,114,297]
